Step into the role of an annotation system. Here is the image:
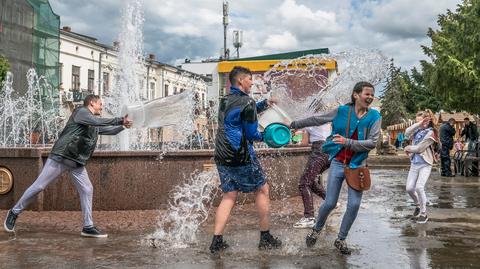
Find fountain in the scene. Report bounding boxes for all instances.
[0,69,62,147]
[0,0,391,252]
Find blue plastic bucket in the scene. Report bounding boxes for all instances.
[263,123,290,148]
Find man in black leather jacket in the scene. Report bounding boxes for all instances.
[4,95,132,237]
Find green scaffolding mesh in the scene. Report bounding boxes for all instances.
[27,0,60,108]
[0,0,59,104]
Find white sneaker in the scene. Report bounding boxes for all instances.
[293,217,316,228]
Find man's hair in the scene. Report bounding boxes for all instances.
[464,117,470,121]
[448,118,456,123]
[83,94,101,106]
[229,66,252,86]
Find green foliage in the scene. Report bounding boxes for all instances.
[380,60,411,128]
[406,67,443,112]
[0,55,10,85]
[421,0,480,113]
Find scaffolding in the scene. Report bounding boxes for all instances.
[0,0,59,100]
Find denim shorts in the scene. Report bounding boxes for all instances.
[216,160,266,193]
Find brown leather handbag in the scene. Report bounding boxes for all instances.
[343,106,371,191]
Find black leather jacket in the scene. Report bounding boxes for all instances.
[50,107,124,165]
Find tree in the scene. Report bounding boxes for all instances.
[407,67,443,112]
[421,0,480,113]
[380,60,410,128]
[0,55,10,86]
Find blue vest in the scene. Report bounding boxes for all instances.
[322,104,381,168]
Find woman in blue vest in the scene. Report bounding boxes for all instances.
[290,81,382,255]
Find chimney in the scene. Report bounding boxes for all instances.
[148,53,156,61]
[62,26,71,32]
[113,41,120,49]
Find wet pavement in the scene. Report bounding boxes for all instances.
[1,169,479,268]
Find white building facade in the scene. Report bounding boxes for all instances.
[58,27,211,144]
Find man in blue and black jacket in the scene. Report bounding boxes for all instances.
[209,66,282,253]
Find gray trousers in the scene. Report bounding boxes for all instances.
[12,158,94,228]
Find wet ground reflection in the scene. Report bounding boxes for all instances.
[0,169,479,268]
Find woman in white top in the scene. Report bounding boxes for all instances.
[404,111,439,224]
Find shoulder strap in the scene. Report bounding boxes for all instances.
[344,106,352,165]
[345,105,352,138]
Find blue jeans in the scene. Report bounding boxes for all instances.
[314,159,363,240]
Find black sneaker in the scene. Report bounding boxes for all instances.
[334,238,352,255]
[81,226,108,238]
[416,214,428,224]
[4,209,18,233]
[258,232,282,250]
[411,207,421,220]
[306,229,320,247]
[209,235,229,253]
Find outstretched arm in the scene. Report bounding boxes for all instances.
[98,126,125,135]
[74,107,124,126]
[290,108,338,129]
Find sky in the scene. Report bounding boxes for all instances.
[49,0,462,71]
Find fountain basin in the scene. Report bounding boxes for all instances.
[0,147,411,211]
[0,147,312,211]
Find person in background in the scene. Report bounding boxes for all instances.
[461,117,478,154]
[439,118,456,177]
[404,111,439,224]
[454,139,465,152]
[396,132,405,150]
[293,124,331,228]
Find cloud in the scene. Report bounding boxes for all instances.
[273,0,345,38]
[48,0,463,71]
[264,32,299,50]
[363,0,461,39]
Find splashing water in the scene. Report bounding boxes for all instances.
[103,0,201,151]
[145,170,219,249]
[264,49,389,120]
[143,49,389,249]
[0,70,61,147]
[103,0,146,150]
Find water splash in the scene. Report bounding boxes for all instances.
[145,170,219,249]
[103,0,146,150]
[264,49,389,120]
[0,70,61,147]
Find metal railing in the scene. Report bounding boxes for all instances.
[453,142,480,177]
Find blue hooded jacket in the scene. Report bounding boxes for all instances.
[214,86,268,166]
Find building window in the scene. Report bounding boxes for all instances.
[88,69,94,92]
[150,82,155,99]
[72,66,80,90]
[102,72,110,95]
[173,87,177,95]
[164,84,169,97]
